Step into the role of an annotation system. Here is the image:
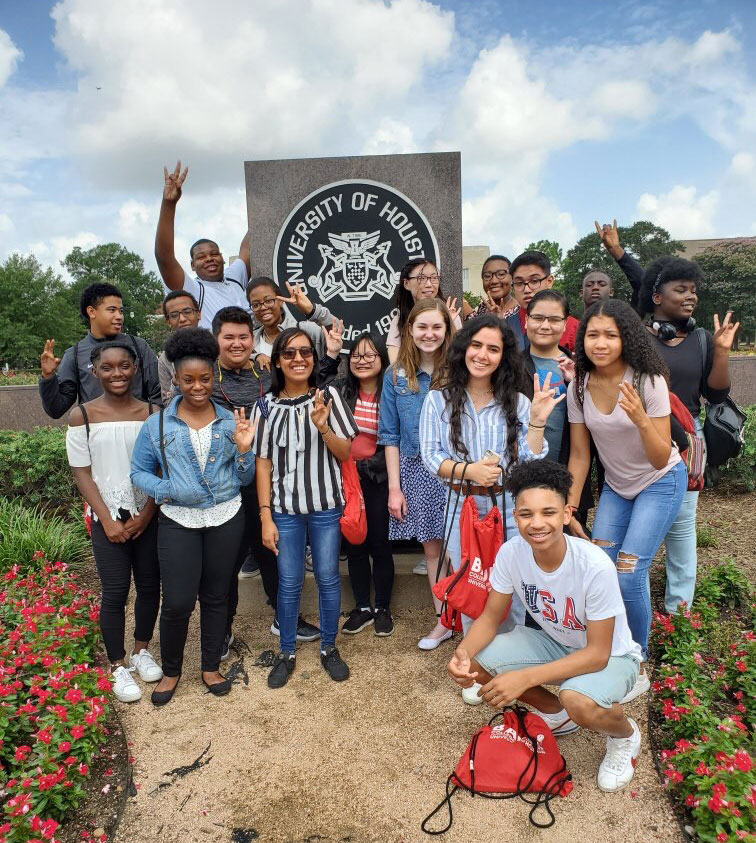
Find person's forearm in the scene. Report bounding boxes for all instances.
[437,458,467,480]
[707,347,731,391]
[637,419,672,469]
[72,468,114,524]
[319,428,351,461]
[385,446,400,489]
[461,613,504,662]
[526,425,545,455]
[518,645,611,687]
[567,453,590,508]
[39,375,76,419]
[255,457,273,508]
[387,346,398,364]
[155,199,183,289]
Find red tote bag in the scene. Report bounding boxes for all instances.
[339,457,367,544]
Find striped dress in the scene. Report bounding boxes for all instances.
[255,388,358,515]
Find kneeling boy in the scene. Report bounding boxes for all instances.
[447,460,643,792]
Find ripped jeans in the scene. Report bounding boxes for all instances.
[591,461,687,658]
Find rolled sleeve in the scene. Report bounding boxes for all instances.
[236,449,255,486]
[419,391,451,475]
[376,368,400,447]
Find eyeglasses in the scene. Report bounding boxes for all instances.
[512,275,549,291]
[351,352,378,363]
[166,307,198,320]
[482,270,510,281]
[250,297,278,312]
[409,273,440,284]
[527,314,566,326]
[280,347,314,361]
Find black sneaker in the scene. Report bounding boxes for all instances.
[221,632,234,661]
[270,616,321,643]
[374,608,394,637]
[320,645,349,682]
[267,653,296,688]
[342,607,374,634]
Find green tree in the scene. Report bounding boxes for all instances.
[694,240,756,348]
[0,254,82,367]
[560,221,684,313]
[63,243,164,339]
[524,239,563,281]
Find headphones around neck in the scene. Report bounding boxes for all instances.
[651,318,697,341]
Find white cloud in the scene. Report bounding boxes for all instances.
[636,185,719,238]
[26,232,101,279]
[362,119,418,156]
[0,29,22,88]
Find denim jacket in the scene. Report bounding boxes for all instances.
[130,396,254,508]
[377,365,431,458]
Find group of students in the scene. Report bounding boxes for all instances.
[38,163,740,795]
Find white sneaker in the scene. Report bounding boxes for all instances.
[462,683,484,705]
[533,707,580,736]
[413,559,427,576]
[129,649,163,682]
[597,718,641,792]
[418,628,453,650]
[621,670,650,704]
[111,665,142,703]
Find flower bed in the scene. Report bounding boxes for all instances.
[0,555,111,843]
[650,561,755,843]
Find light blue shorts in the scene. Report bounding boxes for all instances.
[475,624,640,709]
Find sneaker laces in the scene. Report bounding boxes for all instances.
[112,665,134,683]
[603,732,636,773]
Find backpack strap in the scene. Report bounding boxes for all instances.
[72,341,83,404]
[195,280,206,313]
[159,406,171,479]
[126,334,148,401]
[695,327,708,398]
[79,403,91,441]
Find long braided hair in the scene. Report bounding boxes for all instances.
[574,299,669,406]
[438,314,528,472]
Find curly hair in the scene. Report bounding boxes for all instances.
[637,256,704,316]
[438,314,527,471]
[395,298,455,392]
[507,459,573,503]
[269,328,318,396]
[393,258,449,334]
[79,282,122,324]
[574,299,669,406]
[164,327,219,369]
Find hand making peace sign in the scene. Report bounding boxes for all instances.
[310,388,332,432]
[163,160,188,203]
[529,371,566,427]
[278,282,314,316]
[445,296,460,323]
[40,339,61,378]
[233,407,257,454]
[321,318,345,358]
[712,311,740,353]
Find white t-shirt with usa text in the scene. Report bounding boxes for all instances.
[490,534,642,660]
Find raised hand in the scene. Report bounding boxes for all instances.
[278,281,314,316]
[233,407,257,453]
[617,381,647,428]
[445,296,460,323]
[484,293,505,316]
[712,311,740,352]
[557,354,576,384]
[594,218,623,258]
[448,645,478,688]
[163,160,188,203]
[310,389,332,432]
[529,371,566,427]
[322,318,344,358]
[40,339,60,378]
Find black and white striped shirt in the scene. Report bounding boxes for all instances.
[255,388,358,515]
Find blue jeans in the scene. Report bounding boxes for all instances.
[662,419,702,613]
[273,507,342,653]
[592,461,687,658]
[443,490,526,634]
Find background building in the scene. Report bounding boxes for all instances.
[462,245,490,297]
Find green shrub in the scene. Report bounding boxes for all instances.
[0,427,78,510]
[0,499,89,572]
[713,404,755,492]
[696,525,718,548]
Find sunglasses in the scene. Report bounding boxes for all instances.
[280,347,314,361]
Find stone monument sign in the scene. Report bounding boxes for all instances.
[245,152,462,348]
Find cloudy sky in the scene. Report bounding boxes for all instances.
[1,0,755,278]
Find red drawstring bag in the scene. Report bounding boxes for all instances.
[433,494,506,626]
[422,706,573,834]
[339,458,367,544]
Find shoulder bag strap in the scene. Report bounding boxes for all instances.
[79,403,90,442]
[695,327,708,402]
[127,334,148,400]
[159,406,170,479]
[436,462,469,584]
[73,341,82,404]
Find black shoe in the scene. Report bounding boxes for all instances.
[151,676,180,707]
[221,633,234,661]
[267,653,296,689]
[374,608,394,637]
[342,607,374,634]
[270,616,321,642]
[202,675,233,696]
[320,645,349,682]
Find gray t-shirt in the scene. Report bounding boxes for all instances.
[567,367,682,499]
[531,355,566,463]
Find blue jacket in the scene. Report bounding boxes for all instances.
[130,396,254,508]
[377,365,432,457]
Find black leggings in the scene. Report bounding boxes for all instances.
[157,507,245,676]
[227,482,280,636]
[345,473,394,610]
[90,510,160,665]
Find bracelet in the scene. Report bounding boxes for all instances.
[528,422,545,429]
[259,505,271,512]
[320,427,333,441]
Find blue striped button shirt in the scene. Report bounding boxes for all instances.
[419,389,547,477]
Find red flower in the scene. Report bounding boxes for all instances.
[716,834,727,842]
[70,725,85,740]
[64,688,83,703]
[734,750,752,772]
[708,794,726,813]
[57,740,71,753]
[735,660,747,672]
[14,745,31,761]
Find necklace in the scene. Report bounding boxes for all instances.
[588,375,621,399]
[467,387,493,397]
